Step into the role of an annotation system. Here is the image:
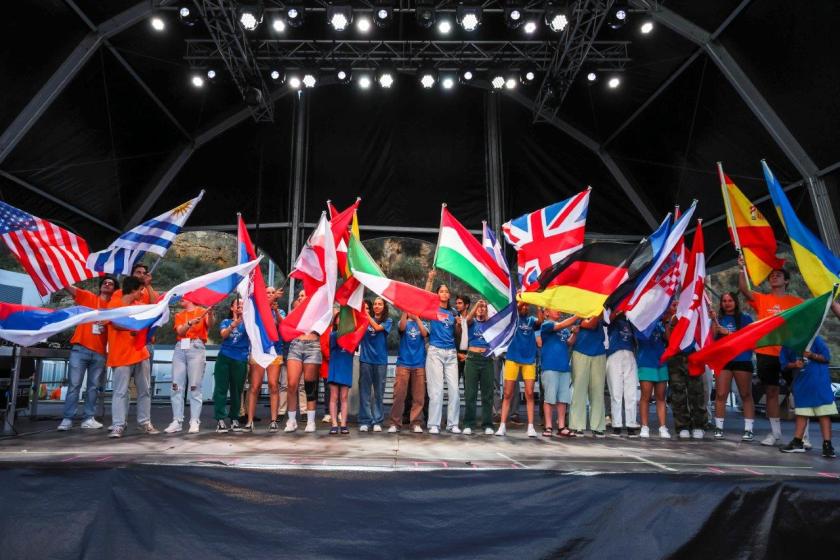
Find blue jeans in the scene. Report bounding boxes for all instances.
[63,345,105,420]
[358,362,387,426]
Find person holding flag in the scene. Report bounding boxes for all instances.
[496,301,543,438]
[212,298,250,433]
[423,269,462,435]
[462,299,495,436]
[387,310,429,434]
[569,316,608,438]
[244,286,285,433]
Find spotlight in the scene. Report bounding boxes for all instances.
[586,71,597,82]
[178,6,198,26]
[150,16,165,31]
[441,76,455,90]
[419,67,437,89]
[356,16,372,32]
[490,73,505,90]
[608,76,621,88]
[288,76,302,89]
[640,21,654,34]
[437,19,452,34]
[416,0,436,28]
[285,4,305,28]
[504,4,524,29]
[270,70,281,81]
[245,87,263,106]
[523,20,537,34]
[456,5,482,32]
[358,75,372,89]
[191,74,205,88]
[336,67,352,84]
[544,1,568,32]
[206,69,217,80]
[520,69,536,84]
[377,68,395,89]
[459,68,475,84]
[505,77,517,90]
[238,3,264,31]
[302,71,318,88]
[272,18,286,32]
[608,3,629,29]
[327,4,353,31]
[374,4,393,28]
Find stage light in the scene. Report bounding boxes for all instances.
[416,0,436,28]
[459,68,475,84]
[520,69,536,85]
[374,3,393,28]
[288,76,302,89]
[191,74,205,88]
[150,16,165,31]
[356,16,372,32]
[490,73,505,90]
[586,71,597,82]
[523,20,537,34]
[456,5,482,32]
[419,67,437,89]
[608,76,621,88]
[336,67,352,83]
[505,77,517,89]
[270,70,281,80]
[377,68,395,89]
[544,1,568,32]
[178,6,198,26]
[272,18,286,32]
[441,76,455,90]
[437,19,452,34]
[238,3,264,31]
[206,69,217,80]
[302,71,318,88]
[505,4,524,29]
[285,4,305,28]
[358,75,372,89]
[608,3,629,29]
[640,21,653,34]
[328,4,353,31]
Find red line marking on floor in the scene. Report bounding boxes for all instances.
[742,468,762,475]
[817,472,840,479]
[707,467,725,474]
[95,456,113,462]
[60,456,82,462]
[413,461,449,468]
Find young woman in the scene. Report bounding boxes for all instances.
[165,298,213,434]
[388,311,428,433]
[284,290,323,433]
[424,269,461,435]
[606,313,639,437]
[327,315,352,435]
[570,316,607,437]
[244,286,284,433]
[539,310,577,437]
[212,299,250,433]
[462,300,495,435]
[358,297,393,432]
[711,292,756,441]
[497,301,543,437]
[636,317,671,439]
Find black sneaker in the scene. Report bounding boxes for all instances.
[611,427,622,437]
[742,430,754,442]
[823,441,837,459]
[269,421,279,432]
[713,428,725,439]
[571,430,585,438]
[627,428,638,438]
[215,420,228,433]
[593,430,606,439]
[230,419,243,432]
[780,438,805,453]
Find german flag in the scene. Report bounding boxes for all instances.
[518,240,653,318]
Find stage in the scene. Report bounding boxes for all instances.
[1,405,839,558]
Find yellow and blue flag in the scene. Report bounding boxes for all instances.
[762,161,840,296]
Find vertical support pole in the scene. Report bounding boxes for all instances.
[29,359,43,419]
[288,92,308,312]
[484,92,504,231]
[4,348,22,433]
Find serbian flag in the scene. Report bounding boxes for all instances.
[662,221,712,362]
[688,287,836,375]
[718,163,784,286]
[236,214,279,340]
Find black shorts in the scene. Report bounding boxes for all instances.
[756,353,792,386]
[723,360,753,373]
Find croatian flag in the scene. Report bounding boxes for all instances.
[86,191,204,275]
[480,222,518,356]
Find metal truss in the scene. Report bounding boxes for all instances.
[532,0,616,121]
[185,38,628,72]
[193,0,275,122]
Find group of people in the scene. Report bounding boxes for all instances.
[57,262,837,459]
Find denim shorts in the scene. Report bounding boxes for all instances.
[286,338,322,365]
[541,370,571,404]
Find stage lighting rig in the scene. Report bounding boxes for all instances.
[179,6,198,26]
[608,76,621,88]
[377,68,396,89]
[456,4,483,32]
[607,3,629,29]
[504,2,524,29]
[490,72,506,90]
[191,74,205,88]
[336,67,353,83]
[285,3,305,28]
[544,2,568,32]
[437,19,453,34]
[419,67,437,89]
[302,70,318,88]
[441,75,456,90]
[523,20,538,34]
[272,18,286,32]
[416,0,436,29]
[356,15,372,32]
[206,69,217,81]
[357,74,373,89]
[150,16,165,31]
[327,3,353,31]
[520,68,537,85]
[238,2,264,31]
[374,1,394,28]
[459,68,475,84]
[640,21,653,34]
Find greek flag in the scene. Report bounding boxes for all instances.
[481,222,517,357]
[86,191,204,275]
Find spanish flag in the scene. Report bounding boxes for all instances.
[718,163,784,286]
[763,160,840,297]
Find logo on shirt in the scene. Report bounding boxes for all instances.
[406,325,421,340]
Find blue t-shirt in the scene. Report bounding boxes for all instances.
[781,336,833,408]
[219,318,249,362]
[271,308,286,354]
[539,321,572,372]
[428,308,457,349]
[636,322,666,368]
[397,319,428,368]
[607,317,635,356]
[328,332,354,387]
[506,315,538,364]
[716,312,754,362]
[360,317,392,365]
[468,318,490,349]
[574,320,607,357]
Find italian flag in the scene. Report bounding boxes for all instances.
[347,234,442,321]
[687,288,836,375]
[434,206,512,311]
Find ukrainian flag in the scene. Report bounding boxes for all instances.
[762,160,840,296]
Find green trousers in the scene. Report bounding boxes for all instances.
[668,355,708,431]
[463,352,495,429]
[213,354,248,421]
[570,351,607,432]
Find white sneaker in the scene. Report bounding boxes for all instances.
[164,420,183,434]
[678,429,690,439]
[304,422,316,433]
[359,424,369,432]
[429,426,440,435]
[639,426,650,438]
[321,414,332,424]
[446,426,462,434]
[761,433,780,446]
[188,420,200,434]
[462,427,472,435]
[659,426,671,439]
[413,425,424,433]
[373,424,383,432]
[691,429,705,440]
[526,425,538,438]
[387,425,398,433]
[141,422,160,435]
[284,419,298,433]
[495,425,507,436]
[109,426,124,438]
[57,419,73,431]
[81,418,103,429]
[803,435,812,450]
[484,427,494,435]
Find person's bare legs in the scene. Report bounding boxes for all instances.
[714,370,733,421]
[818,416,832,441]
[556,403,567,430]
[733,370,754,420]
[329,383,339,428]
[524,379,535,426]
[340,387,349,427]
[654,383,667,427]
[639,381,653,427]
[543,401,553,430]
[266,362,280,422]
[500,380,516,423]
[246,363,264,426]
[303,363,319,412]
[286,359,303,414]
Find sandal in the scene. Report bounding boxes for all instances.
[340,426,350,435]
[557,427,572,438]
[329,427,339,435]
[542,428,553,437]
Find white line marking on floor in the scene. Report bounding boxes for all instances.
[630,454,677,472]
[496,452,529,469]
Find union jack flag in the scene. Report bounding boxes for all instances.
[501,188,590,290]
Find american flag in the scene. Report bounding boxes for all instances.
[0,201,97,296]
[502,188,590,290]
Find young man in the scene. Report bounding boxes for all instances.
[107,276,159,438]
[738,258,803,446]
[57,275,119,431]
[455,295,471,380]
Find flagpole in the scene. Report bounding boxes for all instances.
[717,162,751,291]
[146,189,206,275]
[433,203,446,269]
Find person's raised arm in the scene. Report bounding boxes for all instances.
[553,315,578,331]
[736,255,754,302]
[534,307,544,328]
[64,285,79,298]
[399,311,408,332]
[425,269,436,292]
[465,300,482,325]
[579,316,600,330]
[367,311,386,332]
[220,314,241,340]
[414,315,429,338]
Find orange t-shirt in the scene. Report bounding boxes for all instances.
[112,286,154,304]
[174,308,209,342]
[69,289,108,354]
[750,291,803,356]
[106,296,150,368]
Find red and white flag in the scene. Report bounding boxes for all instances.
[0,201,98,296]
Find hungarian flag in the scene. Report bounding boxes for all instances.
[519,240,652,318]
[688,288,836,375]
[348,233,442,321]
[718,163,783,286]
[434,206,512,311]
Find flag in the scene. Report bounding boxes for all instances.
[482,222,508,275]
[0,200,98,296]
[348,233,442,321]
[280,213,338,341]
[329,198,360,277]
[329,199,366,351]
[718,164,783,285]
[0,260,259,347]
[763,161,840,296]
[86,191,203,275]
[435,207,512,311]
[237,215,279,342]
[519,240,651,318]
[688,287,836,375]
[502,188,590,290]
[662,221,712,362]
[479,222,518,354]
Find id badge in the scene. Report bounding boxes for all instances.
[91,323,103,335]
[180,338,191,350]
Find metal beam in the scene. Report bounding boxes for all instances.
[0,169,121,233]
[484,92,504,231]
[0,2,151,164]
[287,93,308,310]
[125,144,194,228]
